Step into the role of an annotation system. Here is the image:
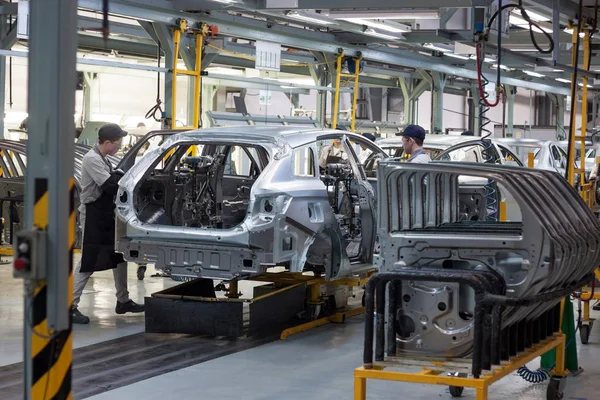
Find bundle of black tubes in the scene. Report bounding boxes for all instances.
[362,269,594,378]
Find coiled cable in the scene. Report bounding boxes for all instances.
[475,42,499,221]
[518,298,582,383]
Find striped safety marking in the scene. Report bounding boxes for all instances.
[30,178,73,400]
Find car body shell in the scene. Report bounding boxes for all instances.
[115,126,387,281]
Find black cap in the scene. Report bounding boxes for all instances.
[461,130,474,136]
[98,123,128,140]
[362,132,377,142]
[397,124,426,140]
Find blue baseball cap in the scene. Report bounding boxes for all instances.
[397,124,426,140]
[362,133,377,142]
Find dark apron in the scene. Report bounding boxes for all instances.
[80,149,124,273]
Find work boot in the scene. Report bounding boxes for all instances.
[115,300,145,314]
[71,307,90,324]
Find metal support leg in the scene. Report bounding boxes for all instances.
[506,86,515,138]
[431,72,446,134]
[82,72,97,124]
[399,77,413,125]
[24,1,77,399]
[354,375,367,400]
[0,53,6,138]
[0,18,16,139]
[556,94,566,139]
[472,85,482,136]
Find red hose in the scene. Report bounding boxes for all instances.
[476,43,501,108]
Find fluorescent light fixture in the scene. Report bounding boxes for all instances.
[492,64,514,71]
[523,70,545,77]
[483,57,496,63]
[285,11,335,25]
[423,43,451,53]
[363,28,401,40]
[342,18,410,33]
[564,28,585,37]
[578,82,594,88]
[331,10,439,20]
[509,15,552,33]
[555,78,571,83]
[444,53,470,60]
[513,10,549,22]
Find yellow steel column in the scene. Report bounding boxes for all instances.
[580,30,591,189]
[354,375,367,400]
[527,152,534,168]
[568,26,580,186]
[193,30,203,129]
[171,20,185,129]
[332,52,344,129]
[350,56,362,132]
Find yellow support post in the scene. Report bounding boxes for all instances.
[567,26,580,187]
[332,51,344,130]
[579,30,591,192]
[527,152,534,168]
[170,19,206,130]
[331,50,362,131]
[350,56,362,132]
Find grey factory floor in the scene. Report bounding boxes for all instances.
[1,256,600,400]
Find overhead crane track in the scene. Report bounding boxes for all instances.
[0,331,277,399]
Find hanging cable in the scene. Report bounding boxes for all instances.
[487,1,554,54]
[145,42,164,122]
[566,0,585,182]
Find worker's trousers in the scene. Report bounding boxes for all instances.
[72,208,130,309]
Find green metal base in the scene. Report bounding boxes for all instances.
[541,297,579,372]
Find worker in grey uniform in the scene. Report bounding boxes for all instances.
[397,124,431,163]
[71,123,144,324]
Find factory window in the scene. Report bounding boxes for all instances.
[293,146,316,177]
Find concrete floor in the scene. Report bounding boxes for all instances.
[1,256,600,399]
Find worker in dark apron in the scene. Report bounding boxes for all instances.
[71,123,144,324]
[397,124,431,163]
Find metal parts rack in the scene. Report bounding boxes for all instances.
[354,270,590,400]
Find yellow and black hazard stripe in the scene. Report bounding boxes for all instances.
[30,178,74,400]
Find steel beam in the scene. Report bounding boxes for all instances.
[556,94,566,139]
[260,0,493,7]
[82,72,98,123]
[431,72,446,134]
[440,8,459,29]
[78,15,149,38]
[506,86,515,138]
[25,0,77,398]
[523,0,594,22]
[0,19,17,138]
[77,33,157,57]
[77,0,575,95]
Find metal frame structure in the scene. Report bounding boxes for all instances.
[331,50,362,131]
[19,1,78,399]
[170,19,205,130]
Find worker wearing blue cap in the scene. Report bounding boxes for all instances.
[358,132,377,163]
[397,124,431,163]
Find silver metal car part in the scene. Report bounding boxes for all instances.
[376,160,600,358]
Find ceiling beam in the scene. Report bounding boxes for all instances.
[77,0,575,94]
[257,0,493,7]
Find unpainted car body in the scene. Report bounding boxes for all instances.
[375,135,524,166]
[115,127,387,281]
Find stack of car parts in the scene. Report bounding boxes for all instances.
[366,160,600,377]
